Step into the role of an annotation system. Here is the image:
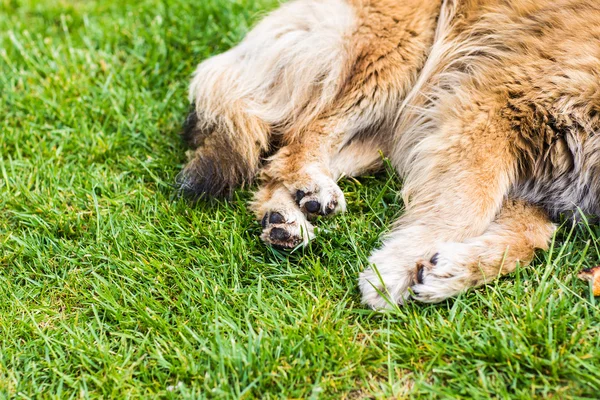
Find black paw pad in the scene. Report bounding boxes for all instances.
[270,227,291,242]
[268,212,285,224]
[295,190,306,204]
[261,213,268,228]
[417,264,425,284]
[304,200,320,214]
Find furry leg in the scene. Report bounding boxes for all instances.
[361,101,521,308]
[250,0,442,247]
[251,135,385,248]
[411,199,556,303]
[179,0,357,199]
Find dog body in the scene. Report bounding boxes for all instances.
[179,0,600,308]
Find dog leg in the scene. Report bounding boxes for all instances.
[411,199,556,303]
[249,0,442,247]
[251,136,385,248]
[360,101,523,308]
[179,0,357,198]
[260,124,351,219]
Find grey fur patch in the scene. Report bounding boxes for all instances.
[513,125,600,220]
[176,133,257,200]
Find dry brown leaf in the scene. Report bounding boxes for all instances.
[578,266,600,296]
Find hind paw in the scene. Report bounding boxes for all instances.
[411,243,481,303]
[289,175,346,218]
[252,185,315,249]
[260,209,314,249]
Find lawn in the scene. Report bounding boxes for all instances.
[1,0,599,398]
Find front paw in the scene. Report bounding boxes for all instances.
[359,260,416,309]
[291,176,346,218]
[411,245,477,303]
[260,210,314,249]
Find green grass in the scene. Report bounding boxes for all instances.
[1,0,599,398]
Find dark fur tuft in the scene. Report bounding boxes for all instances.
[181,106,213,150]
[177,99,271,201]
[176,136,256,200]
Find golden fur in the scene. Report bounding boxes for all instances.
[178,0,600,308]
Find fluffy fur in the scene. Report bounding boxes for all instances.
[179,0,600,308]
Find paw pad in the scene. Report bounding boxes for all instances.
[270,227,291,242]
[304,200,320,214]
[259,210,314,249]
[294,186,344,217]
[269,212,285,224]
[417,263,425,284]
[295,190,306,203]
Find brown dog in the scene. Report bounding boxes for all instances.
[177,0,600,309]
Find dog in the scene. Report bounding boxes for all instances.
[177,0,600,309]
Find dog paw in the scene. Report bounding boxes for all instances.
[411,244,478,303]
[260,209,314,249]
[292,176,346,218]
[359,263,416,310]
